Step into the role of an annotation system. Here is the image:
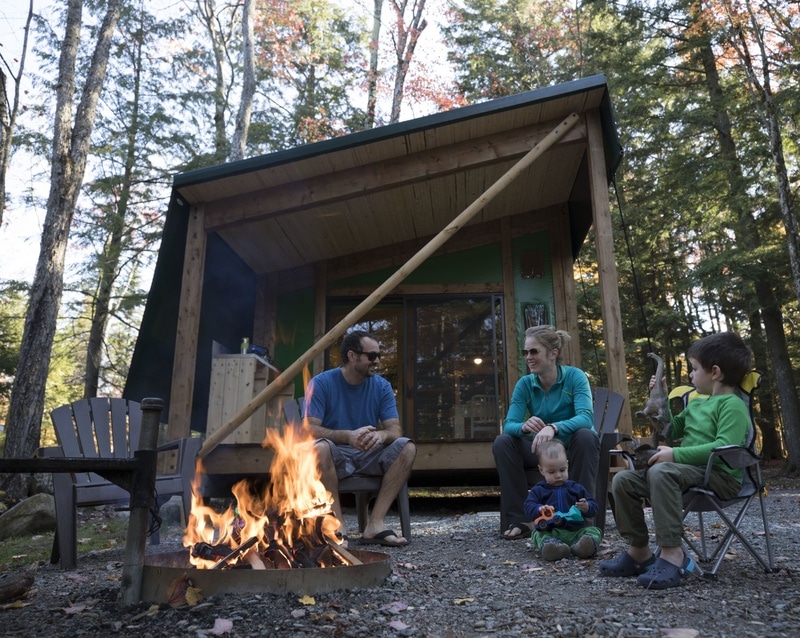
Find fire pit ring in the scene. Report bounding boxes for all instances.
[140,548,392,603]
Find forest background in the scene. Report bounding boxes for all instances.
[2,0,800,502]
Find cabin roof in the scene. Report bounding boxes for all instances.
[125,75,622,425]
[171,73,620,275]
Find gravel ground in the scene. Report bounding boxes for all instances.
[1,475,799,638]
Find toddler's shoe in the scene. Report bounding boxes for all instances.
[541,538,571,561]
[636,553,695,590]
[570,535,598,558]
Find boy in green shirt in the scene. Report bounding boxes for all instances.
[598,331,752,589]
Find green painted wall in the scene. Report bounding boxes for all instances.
[335,243,503,286]
[274,287,315,396]
[511,232,554,375]
[274,233,554,394]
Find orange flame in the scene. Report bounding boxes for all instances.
[183,409,340,569]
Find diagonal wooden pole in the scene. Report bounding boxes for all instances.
[198,112,581,459]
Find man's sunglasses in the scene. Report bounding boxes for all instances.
[353,350,382,362]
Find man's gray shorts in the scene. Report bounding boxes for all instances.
[318,437,412,479]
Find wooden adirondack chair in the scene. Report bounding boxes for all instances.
[43,397,200,569]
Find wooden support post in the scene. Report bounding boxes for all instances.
[197,113,582,460]
[119,397,163,608]
[586,110,631,435]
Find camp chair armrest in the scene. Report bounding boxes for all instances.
[702,445,759,485]
[709,445,760,469]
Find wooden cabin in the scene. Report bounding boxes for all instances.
[125,74,631,486]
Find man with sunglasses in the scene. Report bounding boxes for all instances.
[304,329,416,547]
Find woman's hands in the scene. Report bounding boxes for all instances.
[522,416,556,452]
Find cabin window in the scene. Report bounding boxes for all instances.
[328,295,506,442]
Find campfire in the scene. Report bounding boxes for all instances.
[183,424,358,570]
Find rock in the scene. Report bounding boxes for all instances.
[158,494,185,526]
[0,492,56,540]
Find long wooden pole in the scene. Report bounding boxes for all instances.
[198,112,581,459]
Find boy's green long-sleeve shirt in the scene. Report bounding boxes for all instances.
[670,393,750,480]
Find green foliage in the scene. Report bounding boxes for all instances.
[0,507,129,570]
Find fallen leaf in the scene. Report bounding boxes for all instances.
[381,601,409,614]
[63,603,87,615]
[502,560,517,565]
[0,600,34,610]
[291,609,306,619]
[166,575,191,608]
[185,586,203,606]
[146,604,160,616]
[660,629,700,638]
[388,619,410,631]
[211,618,234,635]
[453,597,475,605]
[298,594,316,605]
[521,563,544,572]
[65,573,88,582]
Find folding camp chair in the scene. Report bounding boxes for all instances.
[282,398,411,539]
[671,371,775,579]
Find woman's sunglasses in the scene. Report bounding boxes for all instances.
[353,350,382,362]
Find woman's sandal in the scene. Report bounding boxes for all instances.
[636,554,695,590]
[500,521,532,540]
[598,551,656,577]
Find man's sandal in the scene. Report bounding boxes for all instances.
[598,551,656,577]
[636,554,695,590]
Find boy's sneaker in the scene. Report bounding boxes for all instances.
[541,539,571,561]
[570,535,598,558]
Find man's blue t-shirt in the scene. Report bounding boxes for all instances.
[305,368,398,431]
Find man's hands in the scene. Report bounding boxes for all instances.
[349,426,385,451]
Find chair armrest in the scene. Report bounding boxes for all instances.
[702,445,759,485]
[39,446,65,458]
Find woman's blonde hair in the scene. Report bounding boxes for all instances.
[524,324,571,364]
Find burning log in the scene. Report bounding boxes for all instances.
[211,536,259,570]
[326,539,363,566]
[192,542,235,561]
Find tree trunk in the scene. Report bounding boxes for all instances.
[734,2,800,308]
[1,0,123,500]
[389,0,427,124]
[198,0,230,163]
[366,0,383,128]
[0,0,34,228]
[229,0,254,162]
[696,34,800,471]
[747,312,782,459]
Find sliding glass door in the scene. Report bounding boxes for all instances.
[328,295,506,441]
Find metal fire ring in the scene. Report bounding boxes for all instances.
[140,549,392,603]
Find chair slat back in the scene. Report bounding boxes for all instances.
[88,397,112,457]
[49,398,143,485]
[72,399,100,458]
[593,386,625,436]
